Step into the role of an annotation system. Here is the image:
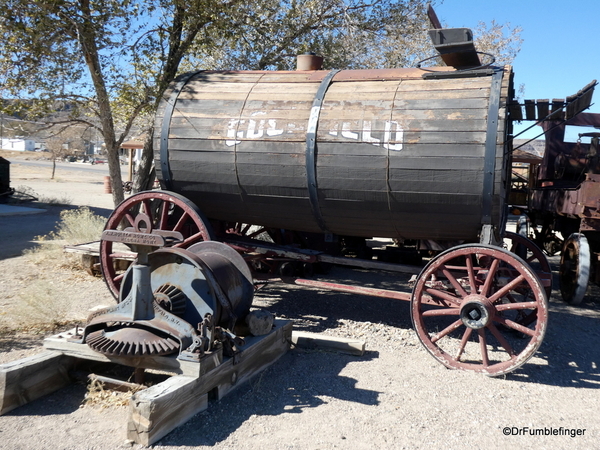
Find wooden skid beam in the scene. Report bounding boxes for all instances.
[127,319,292,446]
[0,351,75,415]
[291,331,366,356]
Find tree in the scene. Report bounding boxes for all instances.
[0,0,523,206]
[0,0,150,205]
[44,125,86,179]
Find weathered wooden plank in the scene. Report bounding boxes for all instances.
[0,351,75,415]
[317,118,489,135]
[388,156,484,171]
[550,99,565,120]
[291,331,366,356]
[128,376,207,446]
[126,320,292,446]
[318,142,485,158]
[536,100,550,120]
[44,330,224,378]
[524,99,536,120]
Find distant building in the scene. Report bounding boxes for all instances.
[0,138,36,151]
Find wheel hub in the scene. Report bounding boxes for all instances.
[459,294,495,329]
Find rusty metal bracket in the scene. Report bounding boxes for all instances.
[305,69,341,233]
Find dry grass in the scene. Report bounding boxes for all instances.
[25,206,105,268]
[12,280,73,331]
[82,379,136,408]
[12,207,106,330]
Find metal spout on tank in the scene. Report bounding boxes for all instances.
[296,52,323,71]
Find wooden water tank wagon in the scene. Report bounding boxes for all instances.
[95,64,550,378]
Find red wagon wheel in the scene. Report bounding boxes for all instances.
[100,191,214,298]
[504,231,552,297]
[411,244,548,376]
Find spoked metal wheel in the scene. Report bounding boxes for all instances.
[100,191,214,297]
[504,231,552,297]
[559,233,591,305]
[411,244,548,376]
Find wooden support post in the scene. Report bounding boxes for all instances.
[0,351,75,415]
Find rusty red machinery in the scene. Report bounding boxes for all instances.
[85,12,599,377]
[517,110,600,305]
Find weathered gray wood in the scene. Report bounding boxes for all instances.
[44,329,223,377]
[127,320,292,445]
[536,100,550,120]
[550,99,565,120]
[0,351,75,415]
[291,330,366,356]
[155,66,513,241]
[524,99,536,120]
[128,375,207,446]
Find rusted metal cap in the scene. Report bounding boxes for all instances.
[296,53,323,71]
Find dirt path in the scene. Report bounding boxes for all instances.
[1,152,599,450]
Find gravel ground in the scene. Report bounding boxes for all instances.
[1,152,600,450]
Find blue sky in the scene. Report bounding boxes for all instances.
[435,0,599,139]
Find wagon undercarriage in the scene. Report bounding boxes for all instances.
[95,190,550,377]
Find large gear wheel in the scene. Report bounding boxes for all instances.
[86,324,180,357]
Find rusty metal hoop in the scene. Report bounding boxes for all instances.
[411,244,548,376]
[559,233,591,305]
[504,231,552,297]
[100,190,214,298]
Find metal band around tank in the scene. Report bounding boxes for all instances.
[481,69,504,226]
[160,71,203,190]
[306,69,341,233]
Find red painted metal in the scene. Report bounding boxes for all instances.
[410,244,548,376]
[100,191,214,298]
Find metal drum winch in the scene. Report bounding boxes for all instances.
[82,213,254,361]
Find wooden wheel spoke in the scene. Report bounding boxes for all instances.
[494,316,536,337]
[489,274,526,303]
[456,327,473,361]
[421,307,460,317]
[124,213,136,228]
[173,210,190,232]
[424,287,461,307]
[488,323,516,356]
[441,266,468,298]
[465,256,478,294]
[159,201,170,230]
[495,302,538,312]
[431,319,463,343]
[478,329,490,367]
[114,273,125,283]
[481,258,500,297]
[174,231,205,248]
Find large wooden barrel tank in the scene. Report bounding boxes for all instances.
[154,66,514,241]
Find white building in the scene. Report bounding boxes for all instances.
[0,138,36,151]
